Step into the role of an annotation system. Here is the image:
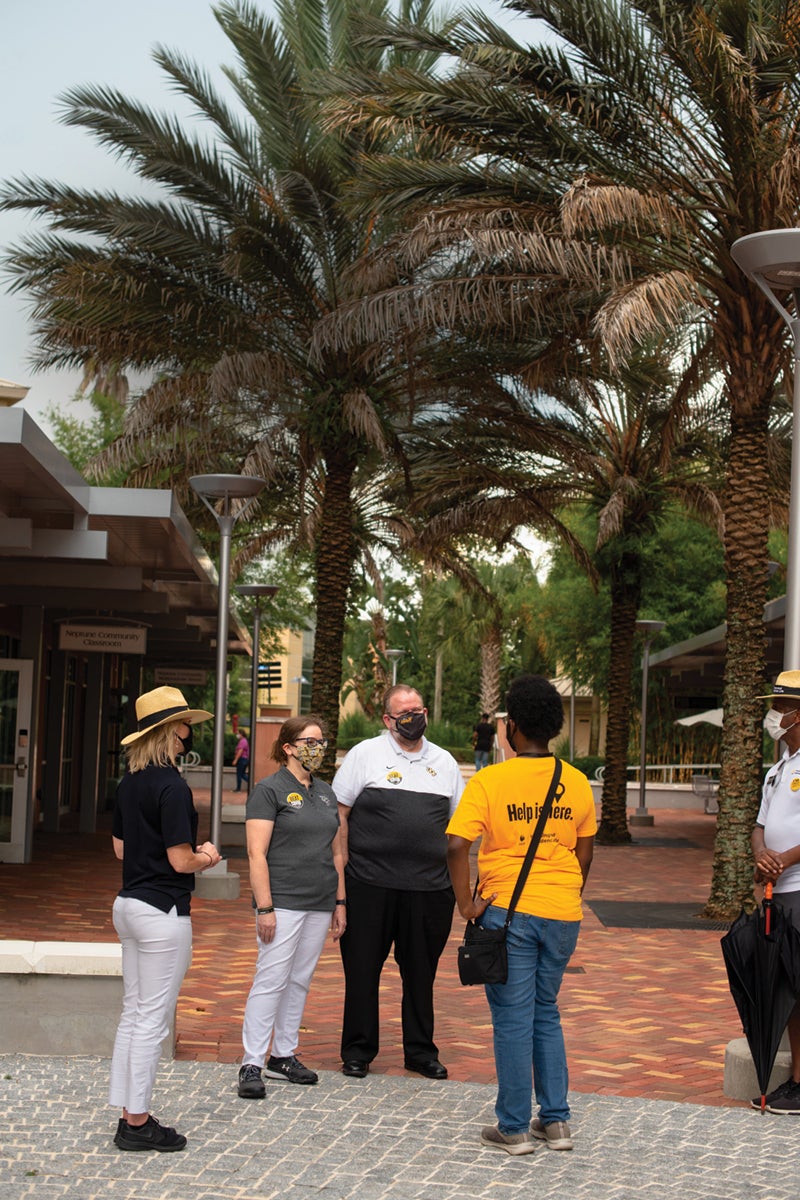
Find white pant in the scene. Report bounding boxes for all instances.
[108,896,192,1113]
[241,908,331,1064]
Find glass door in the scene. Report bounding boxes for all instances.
[0,659,33,863]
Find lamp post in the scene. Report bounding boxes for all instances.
[630,619,665,828]
[385,648,404,686]
[236,584,279,796]
[190,474,265,875]
[732,229,800,667]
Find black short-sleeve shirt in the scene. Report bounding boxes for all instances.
[113,763,198,915]
[246,765,339,911]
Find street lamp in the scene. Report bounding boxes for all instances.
[385,648,404,686]
[190,474,265,877]
[236,584,279,797]
[630,619,666,828]
[732,229,800,667]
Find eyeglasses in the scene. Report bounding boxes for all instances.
[388,709,425,720]
[293,737,328,749]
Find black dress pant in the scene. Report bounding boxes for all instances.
[339,876,454,1064]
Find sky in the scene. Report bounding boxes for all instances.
[2,0,536,431]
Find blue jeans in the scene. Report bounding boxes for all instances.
[474,750,490,771]
[479,904,580,1133]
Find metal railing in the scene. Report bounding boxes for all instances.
[593,762,720,784]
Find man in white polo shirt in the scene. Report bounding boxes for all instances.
[752,668,800,1113]
[333,684,464,1079]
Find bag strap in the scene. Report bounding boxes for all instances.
[502,757,562,929]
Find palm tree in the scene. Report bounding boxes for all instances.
[0,0,494,762]
[403,343,723,841]
[318,0,800,907]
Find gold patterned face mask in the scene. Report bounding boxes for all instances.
[293,742,326,772]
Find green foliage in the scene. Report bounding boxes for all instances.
[570,755,605,781]
[337,709,382,749]
[46,391,125,479]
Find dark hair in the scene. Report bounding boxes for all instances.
[505,675,563,742]
[481,712,489,721]
[382,684,424,715]
[271,714,327,764]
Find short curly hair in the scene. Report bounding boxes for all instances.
[505,675,564,742]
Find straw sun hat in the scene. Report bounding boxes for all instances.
[758,670,800,701]
[120,685,213,746]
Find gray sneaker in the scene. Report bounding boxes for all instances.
[480,1125,535,1156]
[531,1118,573,1149]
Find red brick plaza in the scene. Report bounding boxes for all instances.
[0,796,741,1107]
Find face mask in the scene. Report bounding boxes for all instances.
[765,708,796,741]
[393,711,427,742]
[506,720,517,753]
[176,726,193,754]
[294,743,326,772]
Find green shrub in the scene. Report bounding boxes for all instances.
[337,711,382,749]
[570,755,604,780]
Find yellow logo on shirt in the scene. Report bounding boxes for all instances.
[386,770,403,784]
[286,792,304,808]
[792,778,800,792]
[426,766,437,777]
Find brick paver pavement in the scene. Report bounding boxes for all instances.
[0,795,742,1107]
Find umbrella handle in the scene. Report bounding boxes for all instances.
[765,881,773,935]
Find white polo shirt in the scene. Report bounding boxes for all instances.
[756,746,800,893]
[333,730,464,891]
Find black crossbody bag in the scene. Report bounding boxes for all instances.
[457,758,563,986]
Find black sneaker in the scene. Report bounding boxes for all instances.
[751,1077,796,1110]
[265,1055,318,1084]
[238,1063,266,1098]
[768,1079,800,1114]
[115,1115,187,1152]
[113,1118,125,1147]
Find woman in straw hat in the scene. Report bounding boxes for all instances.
[109,686,221,1152]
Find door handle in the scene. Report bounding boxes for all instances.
[15,757,27,778]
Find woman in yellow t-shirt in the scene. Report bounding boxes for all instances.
[447,675,597,1156]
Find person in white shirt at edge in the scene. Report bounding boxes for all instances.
[752,668,800,1114]
[333,684,465,1079]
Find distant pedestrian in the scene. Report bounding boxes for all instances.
[333,685,464,1080]
[233,730,250,792]
[472,712,495,772]
[447,675,596,1156]
[237,715,346,1098]
[110,686,221,1153]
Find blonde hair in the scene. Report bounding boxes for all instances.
[125,719,184,773]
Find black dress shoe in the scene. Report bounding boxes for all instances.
[404,1058,448,1080]
[342,1060,369,1078]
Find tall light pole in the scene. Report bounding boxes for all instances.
[190,474,265,880]
[732,229,800,667]
[630,619,665,828]
[385,648,404,686]
[236,584,279,796]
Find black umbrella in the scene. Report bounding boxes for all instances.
[721,886,800,1112]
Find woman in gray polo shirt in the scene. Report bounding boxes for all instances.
[237,715,346,1096]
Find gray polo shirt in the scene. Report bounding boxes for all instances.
[246,765,339,911]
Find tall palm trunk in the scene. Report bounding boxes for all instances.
[705,376,772,916]
[311,447,357,778]
[480,625,502,716]
[598,569,641,843]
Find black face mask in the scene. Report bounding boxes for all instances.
[506,720,516,752]
[177,726,193,754]
[394,711,427,742]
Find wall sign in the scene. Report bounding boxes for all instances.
[58,625,147,654]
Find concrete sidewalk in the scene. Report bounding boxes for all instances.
[0,1055,794,1200]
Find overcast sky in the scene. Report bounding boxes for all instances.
[2,0,532,430]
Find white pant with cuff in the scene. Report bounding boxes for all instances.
[108,895,192,1114]
[241,908,331,1065]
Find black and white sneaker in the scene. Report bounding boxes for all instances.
[767,1079,800,1114]
[238,1063,266,1098]
[265,1055,318,1085]
[115,1115,187,1152]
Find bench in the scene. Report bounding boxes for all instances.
[221,804,247,848]
[691,774,719,815]
[0,941,174,1057]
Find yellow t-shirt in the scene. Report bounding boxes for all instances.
[446,756,598,922]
